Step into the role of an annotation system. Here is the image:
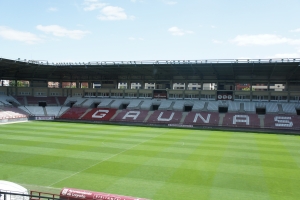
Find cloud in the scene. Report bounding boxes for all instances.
[83,0,134,21]
[0,26,42,44]
[168,26,194,36]
[270,48,300,58]
[290,28,300,33]
[36,25,89,39]
[48,7,58,12]
[231,34,300,46]
[98,6,134,20]
[83,0,106,11]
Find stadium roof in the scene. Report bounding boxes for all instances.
[1,57,300,82]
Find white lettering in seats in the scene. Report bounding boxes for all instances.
[274,116,293,127]
[157,112,174,121]
[233,115,249,125]
[122,111,140,120]
[193,113,211,123]
[92,110,109,118]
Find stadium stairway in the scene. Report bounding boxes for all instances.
[203,102,209,111]
[259,115,265,128]
[55,97,61,106]
[79,99,89,107]
[79,108,92,119]
[277,104,284,114]
[18,106,31,115]
[136,101,144,109]
[43,107,47,116]
[110,110,122,120]
[24,96,28,106]
[97,99,114,108]
[219,113,225,126]
[57,107,70,117]
[240,103,245,113]
[168,101,175,110]
[179,112,189,124]
[143,111,153,122]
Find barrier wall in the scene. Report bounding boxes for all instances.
[60,187,148,200]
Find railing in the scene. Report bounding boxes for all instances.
[0,191,60,200]
[1,57,300,66]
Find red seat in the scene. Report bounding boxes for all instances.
[184,112,219,126]
[81,108,117,121]
[60,108,88,119]
[146,110,182,124]
[112,110,149,123]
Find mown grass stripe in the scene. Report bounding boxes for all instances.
[0,121,299,200]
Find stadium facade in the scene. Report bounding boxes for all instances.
[0,57,300,132]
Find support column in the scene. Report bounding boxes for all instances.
[127,81,131,89]
[140,81,144,89]
[267,81,270,101]
[250,82,253,101]
[287,81,290,102]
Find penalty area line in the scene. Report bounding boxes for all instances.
[48,131,165,187]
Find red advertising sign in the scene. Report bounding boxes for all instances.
[60,188,149,200]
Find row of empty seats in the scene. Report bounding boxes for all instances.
[0,107,28,119]
[11,96,67,106]
[56,109,300,130]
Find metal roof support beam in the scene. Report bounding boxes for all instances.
[231,64,235,79]
[287,63,300,80]
[48,66,58,78]
[31,65,40,78]
[269,63,277,80]
[190,63,203,79]
[210,64,219,79]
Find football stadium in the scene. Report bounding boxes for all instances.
[1,0,300,199]
[0,57,300,199]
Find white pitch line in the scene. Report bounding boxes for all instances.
[48,131,166,187]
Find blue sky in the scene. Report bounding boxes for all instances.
[0,0,300,62]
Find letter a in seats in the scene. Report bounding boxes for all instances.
[122,111,140,120]
[233,115,249,125]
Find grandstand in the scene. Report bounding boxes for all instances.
[1,57,300,200]
[0,58,300,132]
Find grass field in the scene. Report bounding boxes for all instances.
[0,121,299,200]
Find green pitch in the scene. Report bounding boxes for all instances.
[0,121,299,200]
